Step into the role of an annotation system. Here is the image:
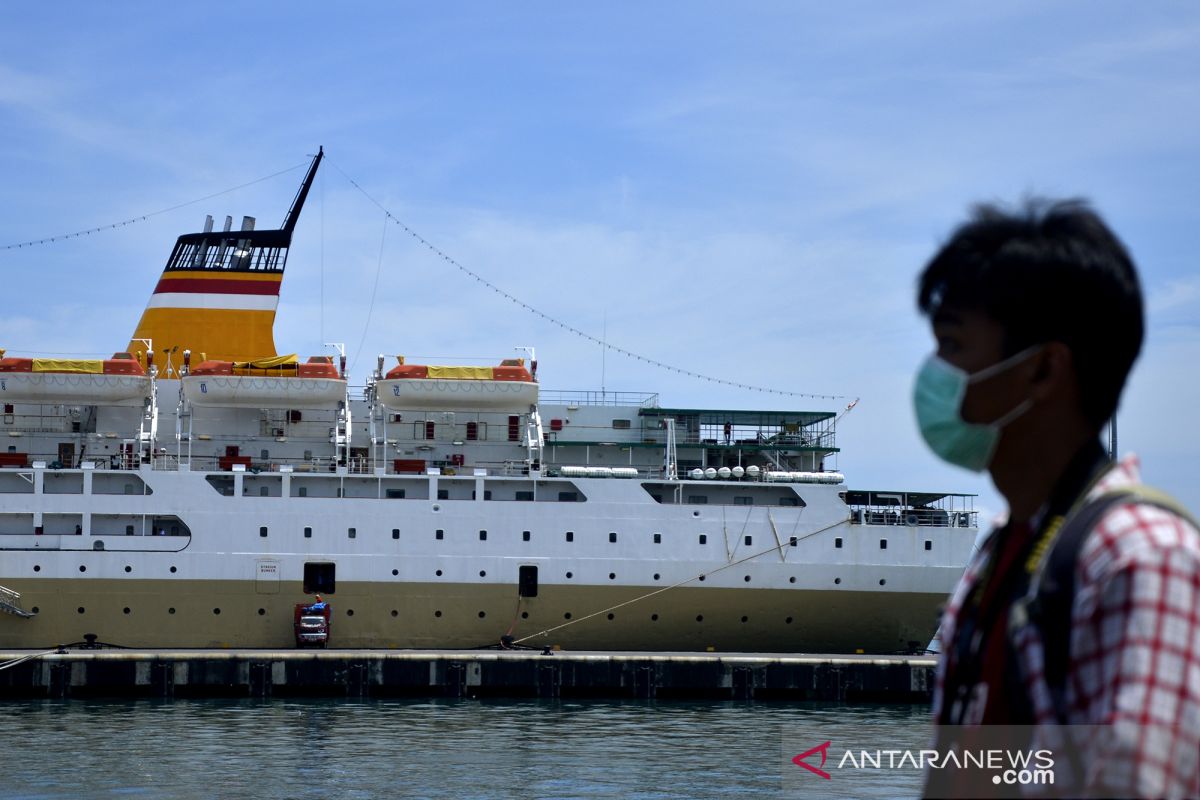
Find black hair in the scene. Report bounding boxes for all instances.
[917,198,1143,429]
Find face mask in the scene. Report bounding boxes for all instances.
[912,346,1042,472]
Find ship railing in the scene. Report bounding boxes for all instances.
[538,390,659,408]
[847,506,978,529]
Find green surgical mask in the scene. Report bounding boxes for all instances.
[912,346,1041,472]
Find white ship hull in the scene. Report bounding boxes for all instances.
[377,378,539,411]
[0,373,148,404]
[181,376,346,409]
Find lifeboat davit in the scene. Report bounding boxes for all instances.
[0,350,149,403]
[377,358,538,411]
[181,355,345,408]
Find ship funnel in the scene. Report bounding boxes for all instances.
[127,148,324,364]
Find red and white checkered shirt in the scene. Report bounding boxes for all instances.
[933,454,1200,797]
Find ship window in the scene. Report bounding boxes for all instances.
[522,530,531,541]
[259,526,268,538]
[466,422,478,441]
[437,489,449,500]
[425,421,436,440]
[298,487,308,497]
[304,527,312,539]
[303,450,313,460]
[698,534,707,545]
[789,536,798,547]
[558,491,578,502]
[686,495,708,505]
[880,539,887,550]
[435,529,444,540]
[260,449,269,460]
[744,535,752,546]
[835,537,843,548]
[303,562,335,594]
[125,525,134,536]
[515,491,534,501]
[392,528,400,540]
[124,484,135,495]
[780,496,801,507]
[653,533,661,544]
[734,496,753,506]
[479,530,487,541]
[611,419,631,429]
[925,540,932,551]
[386,489,405,499]
[348,527,356,539]
[508,415,520,442]
[609,532,617,543]
[259,486,269,497]
[565,531,574,542]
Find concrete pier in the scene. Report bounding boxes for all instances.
[0,649,936,701]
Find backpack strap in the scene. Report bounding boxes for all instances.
[1011,485,1199,722]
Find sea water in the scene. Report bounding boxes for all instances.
[1,698,932,799]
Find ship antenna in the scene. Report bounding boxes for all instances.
[282,146,324,235]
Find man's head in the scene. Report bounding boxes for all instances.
[918,198,1144,435]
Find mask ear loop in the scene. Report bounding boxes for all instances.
[966,344,1044,385]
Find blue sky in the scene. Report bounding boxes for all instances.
[2,2,1198,517]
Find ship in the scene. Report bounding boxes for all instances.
[0,149,977,652]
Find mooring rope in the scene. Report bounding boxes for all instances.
[511,515,848,645]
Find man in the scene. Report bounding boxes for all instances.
[914,199,1200,797]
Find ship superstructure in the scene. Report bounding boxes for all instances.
[0,151,977,652]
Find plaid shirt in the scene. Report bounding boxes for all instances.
[933,454,1200,797]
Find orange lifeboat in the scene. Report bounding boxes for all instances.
[181,354,346,408]
[0,351,149,403]
[377,357,538,411]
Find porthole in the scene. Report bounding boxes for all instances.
[564,612,572,620]
[77,607,85,614]
[213,608,221,615]
[170,566,177,573]
[478,611,486,618]
[608,572,616,580]
[879,579,887,586]
[651,614,659,621]
[521,611,529,619]
[479,570,487,577]
[168,607,176,614]
[834,578,841,585]
[695,614,703,622]
[31,606,39,614]
[391,610,399,617]
[785,617,793,624]
[743,575,751,582]
[788,576,796,584]
[257,609,266,616]
[392,569,399,576]
[653,573,660,581]
[434,610,442,618]
[125,566,132,574]
[33,565,41,572]
[79,565,86,573]
[607,613,615,621]
[432,504,441,512]
[435,569,443,577]
[566,571,573,579]
[740,615,748,623]
[692,511,700,517]
[347,609,355,617]
[698,575,706,582]
[123,607,131,615]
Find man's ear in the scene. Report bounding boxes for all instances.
[1030,341,1073,400]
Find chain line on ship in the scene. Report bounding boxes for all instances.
[325,157,848,401]
[1,162,309,251]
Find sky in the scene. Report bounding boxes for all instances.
[1,2,1198,519]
